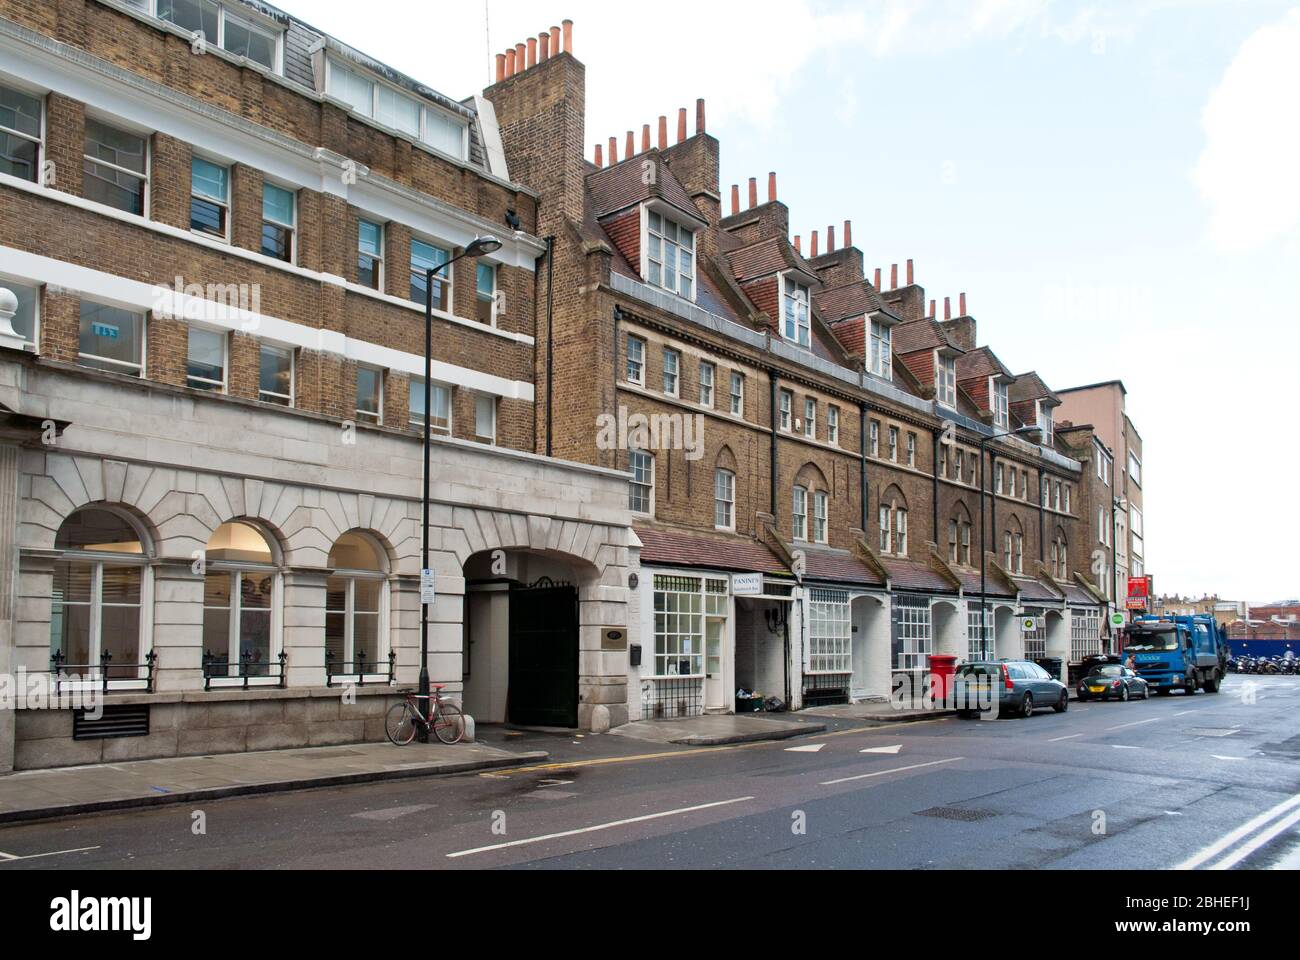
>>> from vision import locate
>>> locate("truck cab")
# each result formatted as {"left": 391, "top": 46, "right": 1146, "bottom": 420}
{"left": 1124, "top": 615, "right": 1227, "bottom": 695}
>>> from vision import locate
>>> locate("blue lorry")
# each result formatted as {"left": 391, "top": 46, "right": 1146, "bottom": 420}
{"left": 1123, "top": 615, "right": 1229, "bottom": 695}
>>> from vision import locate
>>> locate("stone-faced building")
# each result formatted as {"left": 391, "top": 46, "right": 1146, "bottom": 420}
{"left": 0, "top": 2, "right": 633, "bottom": 771}
{"left": 482, "top": 24, "right": 1111, "bottom": 718}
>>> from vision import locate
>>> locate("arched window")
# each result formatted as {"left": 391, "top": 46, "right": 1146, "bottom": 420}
{"left": 50, "top": 507, "right": 152, "bottom": 688}
{"left": 1004, "top": 517, "right": 1025, "bottom": 574}
{"left": 879, "top": 487, "right": 909, "bottom": 557}
{"left": 948, "top": 505, "right": 973, "bottom": 566}
{"left": 202, "top": 521, "right": 281, "bottom": 684}
{"left": 326, "top": 532, "right": 390, "bottom": 680}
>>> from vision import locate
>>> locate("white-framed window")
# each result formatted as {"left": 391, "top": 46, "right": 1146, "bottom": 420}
{"left": 83, "top": 116, "right": 148, "bottom": 216}
{"left": 1037, "top": 401, "right": 1054, "bottom": 446}
{"left": 960, "top": 522, "right": 971, "bottom": 566}
{"left": 1064, "top": 485, "right": 1071, "bottom": 513}
{"left": 258, "top": 343, "right": 293, "bottom": 406}
{"left": 1009, "top": 468, "right": 1017, "bottom": 498}
{"left": 3, "top": 280, "right": 39, "bottom": 348}
{"left": 939, "top": 444, "right": 948, "bottom": 477}
{"left": 1129, "top": 451, "right": 1142, "bottom": 487}
{"left": 907, "top": 432, "right": 916, "bottom": 467}
{"left": 202, "top": 520, "right": 281, "bottom": 685}
{"left": 651, "top": 575, "right": 713, "bottom": 678}
{"left": 1071, "top": 608, "right": 1102, "bottom": 663}
{"left": 1003, "top": 531, "right": 1013, "bottom": 570}
{"left": 955, "top": 449, "right": 964, "bottom": 483}
{"left": 895, "top": 507, "right": 909, "bottom": 556}
{"left": 475, "top": 262, "right": 496, "bottom": 326}
{"left": 1053, "top": 536, "right": 1068, "bottom": 579}
{"left": 355, "top": 366, "right": 383, "bottom": 425}
{"left": 629, "top": 451, "right": 654, "bottom": 516}
{"left": 1054, "top": 481, "right": 1062, "bottom": 512}
{"left": 1013, "top": 533, "right": 1023, "bottom": 574}
{"left": 410, "top": 238, "right": 452, "bottom": 311}
{"left": 325, "top": 532, "right": 389, "bottom": 680}
{"left": 714, "top": 468, "right": 735, "bottom": 530}
{"left": 936, "top": 353, "right": 957, "bottom": 407}
{"left": 967, "top": 605, "right": 994, "bottom": 662}
{"left": 186, "top": 326, "right": 226, "bottom": 392}
{"left": 888, "top": 426, "right": 899, "bottom": 462}
{"left": 1022, "top": 609, "right": 1046, "bottom": 660}
{"left": 1022, "top": 470, "right": 1030, "bottom": 501}
{"left": 994, "top": 462, "right": 1004, "bottom": 495}
{"left": 220, "top": 6, "right": 280, "bottom": 71}
{"left": 626, "top": 335, "right": 645, "bottom": 385}
{"left": 663, "top": 348, "right": 680, "bottom": 397}
{"left": 729, "top": 371, "right": 744, "bottom": 416}
{"left": 870, "top": 420, "right": 879, "bottom": 457}
{"left": 783, "top": 275, "right": 811, "bottom": 348}
{"left": 813, "top": 491, "right": 829, "bottom": 544}
{"left": 146, "top": 1, "right": 282, "bottom": 73}
{"left": 779, "top": 389, "right": 793, "bottom": 431}
{"left": 79, "top": 301, "right": 145, "bottom": 377}
{"left": 894, "top": 596, "right": 932, "bottom": 673}
{"left": 804, "top": 398, "right": 817, "bottom": 440}
{"left": 408, "top": 377, "right": 451, "bottom": 434}
{"left": 0, "top": 81, "right": 43, "bottom": 183}
{"left": 1098, "top": 506, "right": 1110, "bottom": 547}
{"left": 992, "top": 378, "right": 1009, "bottom": 429}
{"left": 190, "top": 155, "right": 230, "bottom": 240}
{"left": 357, "top": 219, "right": 384, "bottom": 290}
{"left": 827, "top": 405, "right": 840, "bottom": 445}
{"left": 1042, "top": 476, "right": 1051, "bottom": 508}
{"left": 474, "top": 394, "right": 496, "bottom": 443}
{"left": 809, "top": 589, "right": 851, "bottom": 674}
{"left": 949, "top": 520, "right": 960, "bottom": 564}
{"left": 879, "top": 504, "right": 891, "bottom": 553}
{"left": 870, "top": 320, "right": 892, "bottom": 379}
{"left": 646, "top": 210, "right": 695, "bottom": 300}
{"left": 1130, "top": 506, "right": 1144, "bottom": 561}
{"left": 50, "top": 508, "right": 152, "bottom": 689}
{"left": 699, "top": 362, "right": 715, "bottom": 408}
{"left": 792, "top": 486, "right": 808, "bottom": 541}
{"left": 261, "top": 182, "right": 295, "bottom": 263}
{"left": 325, "top": 59, "right": 469, "bottom": 159}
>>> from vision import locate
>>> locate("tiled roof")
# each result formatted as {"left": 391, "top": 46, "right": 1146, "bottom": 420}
{"left": 726, "top": 237, "right": 817, "bottom": 284}
{"left": 892, "top": 318, "right": 965, "bottom": 356}
{"left": 882, "top": 557, "right": 958, "bottom": 593}
{"left": 1014, "top": 578, "right": 1065, "bottom": 603}
{"left": 1010, "top": 371, "right": 1060, "bottom": 405}
{"left": 953, "top": 567, "right": 1017, "bottom": 598}
{"left": 587, "top": 153, "right": 697, "bottom": 221}
{"left": 800, "top": 547, "right": 886, "bottom": 587}
{"left": 829, "top": 318, "right": 865, "bottom": 357}
{"left": 814, "top": 281, "right": 886, "bottom": 324}
{"left": 1060, "top": 582, "right": 1100, "bottom": 605}
{"left": 956, "top": 346, "right": 1015, "bottom": 382}
{"left": 635, "top": 527, "right": 791, "bottom": 577}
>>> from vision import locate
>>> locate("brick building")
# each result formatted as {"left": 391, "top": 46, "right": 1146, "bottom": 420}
{"left": 0, "top": 2, "right": 634, "bottom": 771}
{"left": 482, "top": 26, "right": 1113, "bottom": 717}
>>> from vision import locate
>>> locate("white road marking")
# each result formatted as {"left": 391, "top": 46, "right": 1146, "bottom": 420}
{"left": 445, "top": 796, "right": 755, "bottom": 859}
{"left": 1106, "top": 717, "right": 1162, "bottom": 732}
{"left": 1174, "top": 792, "right": 1300, "bottom": 871}
{"left": 1112, "top": 745, "right": 1140, "bottom": 750}
{"left": 1211, "top": 756, "right": 1249, "bottom": 762}
{"left": 538, "top": 779, "right": 575, "bottom": 787}
{"left": 785, "top": 744, "right": 826, "bottom": 753}
{"left": 820, "top": 757, "right": 963, "bottom": 786}
{"left": 1210, "top": 807, "right": 1300, "bottom": 871}
{"left": 1048, "top": 734, "right": 1083, "bottom": 743}
{"left": 0, "top": 845, "right": 100, "bottom": 863}
{"left": 1174, "top": 711, "right": 1197, "bottom": 717}
{"left": 860, "top": 745, "right": 903, "bottom": 755}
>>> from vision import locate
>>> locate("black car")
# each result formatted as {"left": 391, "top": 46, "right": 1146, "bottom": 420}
{"left": 1077, "top": 664, "right": 1149, "bottom": 702}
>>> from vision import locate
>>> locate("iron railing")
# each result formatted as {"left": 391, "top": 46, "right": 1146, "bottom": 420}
{"left": 202, "top": 650, "right": 288, "bottom": 691}
{"left": 324, "top": 649, "right": 397, "bottom": 688}
{"left": 47, "top": 649, "right": 158, "bottom": 695}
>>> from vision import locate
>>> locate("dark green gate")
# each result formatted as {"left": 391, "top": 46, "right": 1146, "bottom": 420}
{"left": 508, "top": 578, "right": 579, "bottom": 728}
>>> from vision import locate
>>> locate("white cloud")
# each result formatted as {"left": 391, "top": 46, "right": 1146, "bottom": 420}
{"left": 1193, "top": 8, "right": 1300, "bottom": 253}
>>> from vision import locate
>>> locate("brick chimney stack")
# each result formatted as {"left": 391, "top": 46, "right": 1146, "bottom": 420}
{"left": 642, "top": 124, "right": 651, "bottom": 153}
{"left": 539, "top": 31, "right": 550, "bottom": 61}
{"left": 960, "top": 292, "right": 968, "bottom": 316}
{"left": 874, "top": 268, "right": 882, "bottom": 289}
{"left": 562, "top": 19, "right": 573, "bottom": 54}
{"left": 811, "top": 231, "right": 820, "bottom": 258}
{"left": 608, "top": 136, "right": 617, "bottom": 164}
{"left": 527, "top": 37, "right": 537, "bottom": 68}
{"left": 626, "top": 130, "right": 635, "bottom": 158}
{"left": 677, "top": 108, "right": 687, "bottom": 143}
{"left": 593, "top": 143, "right": 602, "bottom": 168}
{"left": 748, "top": 177, "right": 758, "bottom": 209}
{"left": 826, "top": 225, "right": 835, "bottom": 253}
{"left": 944, "top": 297, "right": 952, "bottom": 320}
{"left": 793, "top": 235, "right": 801, "bottom": 254}
{"left": 768, "top": 172, "right": 777, "bottom": 203}
{"left": 907, "top": 259, "right": 914, "bottom": 286}
{"left": 730, "top": 184, "right": 740, "bottom": 216}
{"left": 658, "top": 115, "right": 668, "bottom": 150}
{"left": 843, "top": 220, "right": 852, "bottom": 249}
{"left": 890, "top": 264, "right": 899, "bottom": 289}
{"left": 696, "top": 99, "right": 706, "bottom": 135}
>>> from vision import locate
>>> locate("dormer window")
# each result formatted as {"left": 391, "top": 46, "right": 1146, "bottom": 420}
{"left": 136, "top": 1, "right": 282, "bottom": 73}
{"left": 869, "top": 319, "right": 892, "bottom": 380}
{"left": 1036, "top": 401, "right": 1054, "bottom": 446}
{"left": 936, "top": 353, "right": 957, "bottom": 408}
{"left": 326, "top": 59, "right": 469, "bottom": 161}
{"left": 646, "top": 210, "right": 695, "bottom": 300}
{"left": 992, "top": 379, "right": 1009, "bottom": 429}
{"left": 783, "top": 275, "right": 811, "bottom": 348}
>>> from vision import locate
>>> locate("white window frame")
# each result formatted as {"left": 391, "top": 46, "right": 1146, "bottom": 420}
{"left": 355, "top": 365, "right": 383, "bottom": 425}
{"left": 629, "top": 451, "right": 655, "bottom": 516}
{"left": 1129, "top": 451, "right": 1142, "bottom": 487}
{"left": 895, "top": 508, "right": 909, "bottom": 556}
{"left": 644, "top": 207, "right": 696, "bottom": 300}
{"left": 714, "top": 468, "right": 735, "bottom": 531}
{"left": 475, "top": 261, "right": 497, "bottom": 327}
{"left": 991, "top": 378, "right": 1009, "bottom": 429}
{"left": 410, "top": 236, "right": 453, "bottom": 312}
{"left": 82, "top": 113, "right": 150, "bottom": 217}
{"left": 1, "top": 278, "right": 40, "bottom": 349}
{"left": 804, "top": 398, "right": 817, "bottom": 440}
{"left": 782, "top": 274, "right": 811, "bottom": 348}
{"left": 663, "top": 347, "right": 680, "bottom": 398}
{"left": 779, "top": 389, "right": 793, "bottom": 432}
{"left": 792, "top": 485, "right": 808, "bottom": 541}
{"left": 729, "top": 371, "right": 744, "bottom": 416}
{"left": 895, "top": 597, "right": 932, "bottom": 673}
{"left": 935, "top": 352, "right": 957, "bottom": 408}
{"left": 808, "top": 589, "right": 852, "bottom": 675}
{"left": 870, "top": 420, "right": 879, "bottom": 457}
{"left": 189, "top": 153, "right": 231, "bottom": 242}
{"left": 879, "top": 504, "right": 891, "bottom": 554}
{"left": 357, "top": 218, "right": 385, "bottom": 291}
{"left": 1037, "top": 401, "right": 1055, "bottom": 446}
{"left": 0, "top": 79, "right": 44, "bottom": 185}
{"left": 888, "top": 426, "right": 899, "bottom": 463}
{"left": 827, "top": 405, "right": 840, "bottom": 446}
{"left": 626, "top": 335, "right": 645, "bottom": 386}
{"left": 907, "top": 432, "right": 916, "bottom": 467}
{"left": 325, "top": 568, "right": 389, "bottom": 683}
{"left": 474, "top": 393, "right": 497, "bottom": 443}
{"left": 258, "top": 343, "right": 294, "bottom": 406}
{"left": 699, "top": 362, "right": 715, "bottom": 408}
{"left": 185, "top": 325, "right": 227, "bottom": 393}
{"left": 261, "top": 180, "right": 296, "bottom": 264}
{"left": 994, "top": 462, "right": 1004, "bottom": 495}
{"left": 812, "top": 491, "right": 829, "bottom": 544}
{"left": 78, "top": 301, "right": 146, "bottom": 377}
{"left": 408, "top": 377, "right": 451, "bottom": 434}
{"left": 324, "top": 58, "right": 470, "bottom": 160}
{"left": 869, "top": 319, "right": 892, "bottom": 380}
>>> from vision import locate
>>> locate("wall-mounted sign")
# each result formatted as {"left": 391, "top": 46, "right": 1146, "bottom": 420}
{"left": 732, "top": 572, "right": 762, "bottom": 596}
{"left": 420, "top": 570, "right": 437, "bottom": 606}
{"left": 602, "top": 628, "right": 628, "bottom": 652}
{"left": 91, "top": 323, "right": 119, "bottom": 339}
{"left": 1111, "top": 612, "right": 1126, "bottom": 628}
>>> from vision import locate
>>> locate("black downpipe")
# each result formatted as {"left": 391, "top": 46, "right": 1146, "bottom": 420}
{"left": 988, "top": 452, "right": 997, "bottom": 568}
{"left": 769, "top": 372, "right": 779, "bottom": 516}
{"left": 931, "top": 430, "right": 941, "bottom": 543}
{"left": 859, "top": 403, "right": 869, "bottom": 532}
{"left": 544, "top": 235, "right": 556, "bottom": 458}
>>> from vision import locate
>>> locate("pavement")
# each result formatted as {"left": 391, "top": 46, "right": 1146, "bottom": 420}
{"left": 799, "top": 700, "right": 954, "bottom": 723}
{"left": 0, "top": 741, "right": 548, "bottom": 826}
{"left": 609, "top": 714, "right": 827, "bottom": 746}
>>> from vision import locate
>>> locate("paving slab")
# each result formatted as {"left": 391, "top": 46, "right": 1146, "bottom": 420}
{"left": 0, "top": 741, "right": 547, "bottom": 825}
{"left": 609, "top": 714, "right": 827, "bottom": 747}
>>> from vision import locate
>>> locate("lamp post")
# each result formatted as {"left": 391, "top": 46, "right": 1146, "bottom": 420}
{"left": 978, "top": 425, "right": 1042, "bottom": 660}
{"left": 418, "top": 236, "right": 501, "bottom": 741}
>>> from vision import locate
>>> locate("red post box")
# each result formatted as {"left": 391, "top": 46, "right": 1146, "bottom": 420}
{"left": 929, "top": 654, "right": 960, "bottom": 705}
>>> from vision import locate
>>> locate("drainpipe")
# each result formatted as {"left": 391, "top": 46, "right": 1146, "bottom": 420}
{"left": 613, "top": 307, "right": 624, "bottom": 471}
{"left": 543, "top": 236, "right": 556, "bottom": 458}
{"left": 858, "top": 403, "right": 869, "bottom": 532}
{"left": 931, "top": 429, "right": 941, "bottom": 543}
{"left": 769, "top": 371, "right": 779, "bottom": 517}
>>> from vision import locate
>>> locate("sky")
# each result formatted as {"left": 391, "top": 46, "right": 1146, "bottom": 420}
{"left": 273, "top": 0, "right": 1300, "bottom": 603}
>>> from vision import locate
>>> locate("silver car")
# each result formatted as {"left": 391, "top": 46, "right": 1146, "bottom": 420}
{"left": 954, "top": 660, "right": 1070, "bottom": 719}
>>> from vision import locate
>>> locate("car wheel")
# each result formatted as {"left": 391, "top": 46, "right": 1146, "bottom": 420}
{"left": 1121, "top": 685, "right": 1130, "bottom": 702}
{"left": 1021, "top": 693, "right": 1034, "bottom": 718}
{"left": 1140, "top": 685, "right": 1150, "bottom": 700}
{"left": 1054, "top": 692, "right": 1068, "bottom": 714}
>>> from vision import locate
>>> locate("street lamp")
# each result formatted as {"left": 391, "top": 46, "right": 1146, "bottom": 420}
{"left": 418, "top": 236, "right": 502, "bottom": 741}
{"left": 978, "top": 424, "right": 1042, "bottom": 660}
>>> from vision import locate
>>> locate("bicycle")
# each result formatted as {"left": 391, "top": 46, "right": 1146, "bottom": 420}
{"left": 384, "top": 687, "right": 464, "bottom": 745}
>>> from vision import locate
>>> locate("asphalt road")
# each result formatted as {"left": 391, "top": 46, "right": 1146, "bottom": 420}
{"left": 1, "top": 674, "right": 1298, "bottom": 871}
